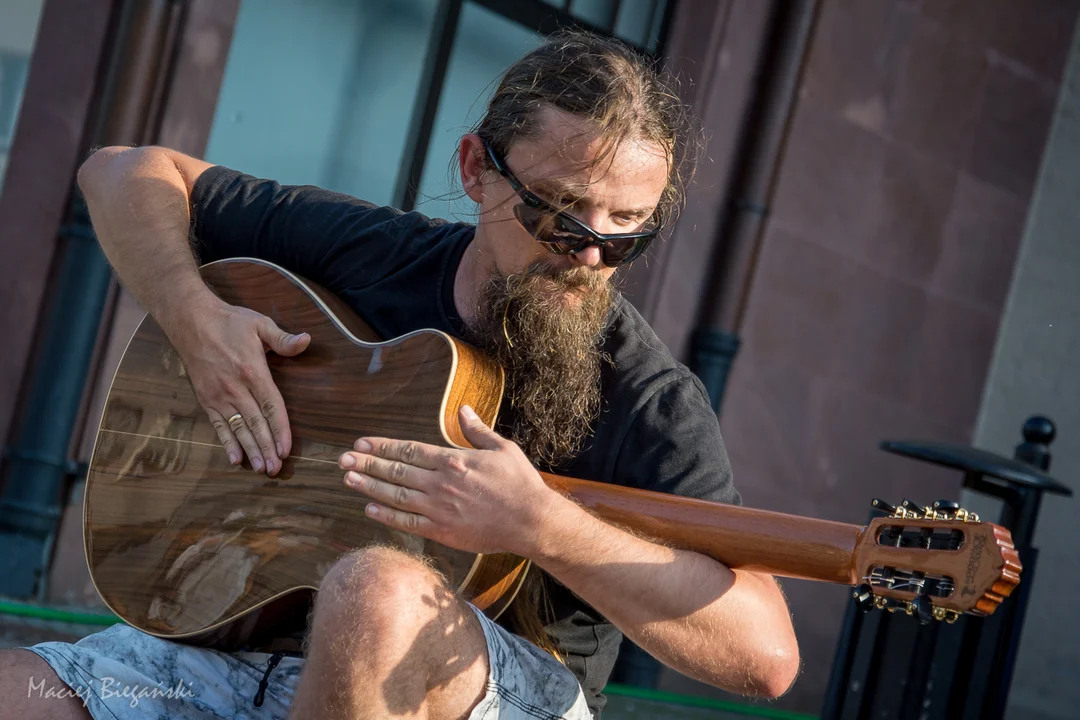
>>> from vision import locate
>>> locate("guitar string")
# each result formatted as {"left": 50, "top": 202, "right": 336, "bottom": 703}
{"left": 99, "top": 429, "right": 341, "bottom": 465}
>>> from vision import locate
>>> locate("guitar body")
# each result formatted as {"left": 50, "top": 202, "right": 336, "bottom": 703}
{"left": 84, "top": 258, "right": 526, "bottom": 648}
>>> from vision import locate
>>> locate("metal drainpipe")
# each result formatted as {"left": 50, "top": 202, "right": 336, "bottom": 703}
{"left": 0, "top": 0, "right": 185, "bottom": 598}
{"left": 688, "top": 0, "right": 820, "bottom": 414}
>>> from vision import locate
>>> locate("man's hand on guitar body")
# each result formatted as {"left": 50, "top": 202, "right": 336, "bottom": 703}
{"left": 172, "top": 298, "right": 310, "bottom": 476}
{"left": 77, "top": 146, "right": 312, "bottom": 477}
{"left": 338, "top": 405, "right": 558, "bottom": 555}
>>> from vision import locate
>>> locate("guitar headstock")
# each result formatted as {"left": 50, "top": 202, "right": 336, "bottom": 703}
{"left": 852, "top": 499, "right": 1022, "bottom": 623}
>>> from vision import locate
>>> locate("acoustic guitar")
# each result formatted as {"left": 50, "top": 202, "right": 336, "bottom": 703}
{"left": 84, "top": 258, "right": 1021, "bottom": 649}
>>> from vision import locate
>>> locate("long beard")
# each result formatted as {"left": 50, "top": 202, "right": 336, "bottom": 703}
{"left": 465, "top": 261, "right": 615, "bottom": 468}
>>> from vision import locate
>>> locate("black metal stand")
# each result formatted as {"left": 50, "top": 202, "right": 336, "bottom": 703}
{"left": 822, "top": 417, "right": 1071, "bottom": 720}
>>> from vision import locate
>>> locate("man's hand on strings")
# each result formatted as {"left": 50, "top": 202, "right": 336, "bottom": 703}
{"left": 338, "top": 405, "right": 558, "bottom": 556}
{"left": 176, "top": 301, "right": 309, "bottom": 476}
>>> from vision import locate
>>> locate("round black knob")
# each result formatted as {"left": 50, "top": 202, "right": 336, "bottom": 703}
{"left": 910, "top": 595, "right": 934, "bottom": 625}
{"left": 1023, "top": 416, "right": 1055, "bottom": 445}
{"left": 853, "top": 584, "right": 875, "bottom": 612}
{"left": 933, "top": 499, "right": 960, "bottom": 512}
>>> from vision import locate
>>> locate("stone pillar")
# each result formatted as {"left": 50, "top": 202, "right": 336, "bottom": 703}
{"left": 968, "top": 20, "right": 1080, "bottom": 720}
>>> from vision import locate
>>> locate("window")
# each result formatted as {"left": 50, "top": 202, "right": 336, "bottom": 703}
{"left": 204, "top": 0, "right": 671, "bottom": 214}
{"left": 0, "top": 0, "right": 45, "bottom": 194}
{"left": 0, "top": 54, "right": 30, "bottom": 165}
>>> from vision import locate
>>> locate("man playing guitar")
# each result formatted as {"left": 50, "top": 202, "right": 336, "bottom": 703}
{"left": 0, "top": 31, "right": 799, "bottom": 720}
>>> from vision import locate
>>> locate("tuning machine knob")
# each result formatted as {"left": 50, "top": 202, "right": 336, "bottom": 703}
{"left": 870, "top": 498, "right": 897, "bottom": 515}
{"left": 869, "top": 497, "right": 982, "bottom": 522}
{"left": 927, "top": 498, "right": 980, "bottom": 522}
{"left": 853, "top": 584, "right": 875, "bottom": 612}
{"left": 871, "top": 498, "right": 934, "bottom": 518}
{"left": 924, "top": 499, "right": 970, "bottom": 521}
{"left": 907, "top": 595, "right": 934, "bottom": 625}
{"left": 933, "top": 499, "right": 960, "bottom": 513}
{"left": 900, "top": 499, "right": 930, "bottom": 518}
{"left": 931, "top": 606, "right": 961, "bottom": 623}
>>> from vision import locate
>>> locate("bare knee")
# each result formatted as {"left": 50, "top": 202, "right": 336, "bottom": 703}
{"left": 298, "top": 547, "right": 489, "bottom": 717}
{"left": 314, "top": 546, "right": 455, "bottom": 642}
{"left": 322, "top": 545, "right": 443, "bottom": 593}
{"left": 0, "top": 649, "right": 91, "bottom": 719}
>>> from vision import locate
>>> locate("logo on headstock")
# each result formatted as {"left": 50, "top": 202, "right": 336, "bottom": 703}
{"left": 960, "top": 534, "right": 987, "bottom": 597}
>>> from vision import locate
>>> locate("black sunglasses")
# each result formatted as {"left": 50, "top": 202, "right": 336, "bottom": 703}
{"left": 481, "top": 138, "right": 660, "bottom": 267}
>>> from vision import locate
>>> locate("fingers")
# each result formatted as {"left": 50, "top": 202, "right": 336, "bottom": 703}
{"left": 223, "top": 406, "right": 267, "bottom": 473}
{"left": 457, "top": 405, "right": 504, "bottom": 451}
{"left": 209, "top": 395, "right": 278, "bottom": 474}
{"left": 237, "top": 334, "right": 291, "bottom": 463}
{"left": 253, "top": 318, "right": 306, "bottom": 458}
{"left": 258, "top": 315, "right": 310, "bottom": 358}
{"left": 344, "top": 471, "right": 425, "bottom": 513}
{"left": 351, "top": 437, "right": 446, "bottom": 470}
{"left": 339, "top": 450, "right": 433, "bottom": 491}
{"left": 207, "top": 408, "right": 243, "bottom": 465}
{"left": 363, "top": 502, "right": 431, "bottom": 536}
{"left": 230, "top": 394, "right": 282, "bottom": 474}
{"left": 192, "top": 307, "right": 304, "bottom": 475}
{"left": 341, "top": 449, "right": 435, "bottom": 538}
{"left": 252, "top": 377, "right": 292, "bottom": 459}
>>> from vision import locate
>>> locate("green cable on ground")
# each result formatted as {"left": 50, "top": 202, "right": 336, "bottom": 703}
{"left": 0, "top": 600, "right": 121, "bottom": 627}
{"left": 604, "top": 684, "right": 818, "bottom": 720}
{"left": 0, "top": 602, "right": 818, "bottom": 719}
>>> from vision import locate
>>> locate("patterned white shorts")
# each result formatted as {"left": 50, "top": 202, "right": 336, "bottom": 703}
{"left": 26, "top": 606, "right": 592, "bottom": 719}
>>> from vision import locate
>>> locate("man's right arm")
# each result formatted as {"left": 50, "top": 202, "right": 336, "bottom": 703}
{"left": 78, "top": 145, "right": 310, "bottom": 475}
{"left": 78, "top": 145, "right": 216, "bottom": 336}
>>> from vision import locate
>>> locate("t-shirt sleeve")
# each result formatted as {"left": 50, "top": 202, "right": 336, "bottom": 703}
{"left": 189, "top": 165, "right": 435, "bottom": 293}
{"left": 613, "top": 372, "right": 741, "bottom": 506}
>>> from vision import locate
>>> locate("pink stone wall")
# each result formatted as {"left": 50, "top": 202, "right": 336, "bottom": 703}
{"left": 654, "top": 0, "right": 1079, "bottom": 711}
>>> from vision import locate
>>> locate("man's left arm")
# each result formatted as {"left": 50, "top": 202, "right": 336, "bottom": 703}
{"left": 526, "top": 489, "right": 800, "bottom": 698}
{"left": 543, "top": 372, "right": 799, "bottom": 696}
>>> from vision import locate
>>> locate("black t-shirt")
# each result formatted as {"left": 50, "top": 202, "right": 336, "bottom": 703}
{"left": 190, "top": 166, "right": 741, "bottom": 717}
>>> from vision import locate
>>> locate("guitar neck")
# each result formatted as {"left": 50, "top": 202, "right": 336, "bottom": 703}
{"left": 540, "top": 473, "right": 865, "bottom": 585}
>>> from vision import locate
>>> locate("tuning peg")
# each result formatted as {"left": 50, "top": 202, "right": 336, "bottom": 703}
{"left": 852, "top": 584, "right": 875, "bottom": 613}
{"left": 940, "top": 609, "right": 961, "bottom": 624}
{"left": 870, "top": 498, "right": 897, "bottom": 515}
{"left": 930, "top": 499, "right": 961, "bottom": 520}
{"left": 933, "top": 499, "right": 960, "bottom": 513}
{"left": 908, "top": 595, "right": 934, "bottom": 625}
{"left": 901, "top": 499, "right": 929, "bottom": 518}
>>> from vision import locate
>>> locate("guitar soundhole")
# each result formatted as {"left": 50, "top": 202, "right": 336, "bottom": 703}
{"left": 876, "top": 525, "right": 964, "bottom": 551}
